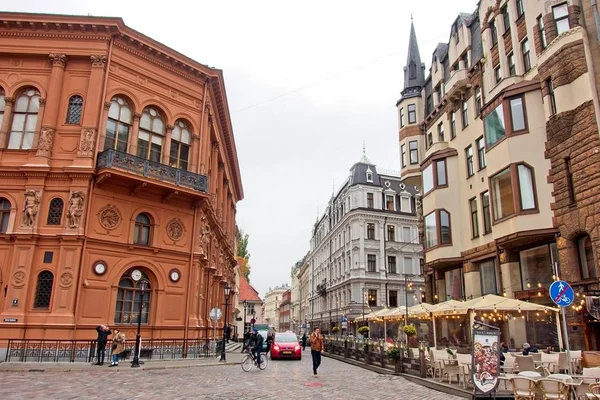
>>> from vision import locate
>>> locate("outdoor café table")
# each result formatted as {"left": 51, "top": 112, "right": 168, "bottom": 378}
{"left": 535, "top": 360, "right": 559, "bottom": 374}
{"left": 498, "top": 374, "right": 583, "bottom": 399}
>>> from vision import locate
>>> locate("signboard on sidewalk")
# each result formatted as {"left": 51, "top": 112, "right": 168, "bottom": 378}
{"left": 471, "top": 322, "right": 500, "bottom": 395}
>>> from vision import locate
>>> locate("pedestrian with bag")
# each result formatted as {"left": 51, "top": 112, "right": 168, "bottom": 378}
{"left": 310, "top": 328, "right": 324, "bottom": 376}
{"left": 94, "top": 324, "right": 112, "bottom": 365}
{"left": 109, "top": 329, "right": 126, "bottom": 367}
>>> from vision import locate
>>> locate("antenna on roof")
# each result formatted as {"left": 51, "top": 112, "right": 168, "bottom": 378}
{"left": 411, "top": 13, "right": 413, "bottom": 22}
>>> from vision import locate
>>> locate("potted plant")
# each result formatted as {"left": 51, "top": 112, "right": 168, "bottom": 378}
{"left": 332, "top": 326, "right": 340, "bottom": 335}
{"left": 357, "top": 326, "right": 370, "bottom": 337}
{"left": 387, "top": 346, "right": 401, "bottom": 373}
{"left": 403, "top": 325, "right": 417, "bottom": 337}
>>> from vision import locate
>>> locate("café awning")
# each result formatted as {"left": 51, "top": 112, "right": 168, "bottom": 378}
{"left": 462, "top": 294, "right": 558, "bottom": 312}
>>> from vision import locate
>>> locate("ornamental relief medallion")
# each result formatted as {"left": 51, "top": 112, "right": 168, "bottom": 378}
{"left": 98, "top": 204, "right": 122, "bottom": 230}
{"left": 13, "top": 271, "right": 26, "bottom": 287}
{"left": 166, "top": 218, "right": 185, "bottom": 241}
{"left": 60, "top": 272, "right": 73, "bottom": 287}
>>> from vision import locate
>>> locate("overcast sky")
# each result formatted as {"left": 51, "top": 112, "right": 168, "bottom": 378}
{"left": 11, "top": 0, "right": 478, "bottom": 297}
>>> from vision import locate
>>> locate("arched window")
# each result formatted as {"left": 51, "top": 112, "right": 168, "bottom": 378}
{"left": 34, "top": 271, "right": 54, "bottom": 309}
{"left": 115, "top": 270, "right": 152, "bottom": 324}
{"left": 169, "top": 119, "right": 191, "bottom": 170}
{"left": 8, "top": 88, "right": 40, "bottom": 150}
{"left": 0, "top": 197, "right": 11, "bottom": 233}
{"left": 579, "top": 235, "right": 597, "bottom": 279}
{"left": 105, "top": 96, "right": 132, "bottom": 153}
{"left": 66, "top": 95, "right": 83, "bottom": 124}
{"left": 46, "top": 197, "right": 64, "bottom": 225}
{"left": 0, "top": 87, "right": 5, "bottom": 128}
{"left": 134, "top": 213, "right": 152, "bottom": 245}
{"left": 137, "top": 107, "right": 164, "bottom": 162}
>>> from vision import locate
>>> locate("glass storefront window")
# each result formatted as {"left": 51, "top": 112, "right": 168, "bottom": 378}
{"left": 445, "top": 268, "right": 464, "bottom": 300}
{"left": 520, "top": 243, "right": 557, "bottom": 289}
{"left": 479, "top": 259, "right": 497, "bottom": 295}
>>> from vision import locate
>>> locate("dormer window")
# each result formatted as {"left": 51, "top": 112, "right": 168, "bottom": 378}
{"left": 366, "top": 168, "right": 373, "bottom": 183}
{"left": 409, "top": 61, "right": 417, "bottom": 79}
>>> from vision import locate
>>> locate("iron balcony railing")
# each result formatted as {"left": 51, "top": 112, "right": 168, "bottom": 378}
{"left": 97, "top": 149, "right": 209, "bottom": 193}
{"left": 4, "top": 338, "right": 223, "bottom": 363}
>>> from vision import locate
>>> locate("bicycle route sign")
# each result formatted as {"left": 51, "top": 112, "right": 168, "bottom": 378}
{"left": 549, "top": 280, "right": 574, "bottom": 307}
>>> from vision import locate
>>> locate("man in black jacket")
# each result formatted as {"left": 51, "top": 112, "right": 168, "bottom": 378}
{"left": 251, "top": 328, "right": 264, "bottom": 366}
{"left": 94, "top": 325, "right": 112, "bottom": 365}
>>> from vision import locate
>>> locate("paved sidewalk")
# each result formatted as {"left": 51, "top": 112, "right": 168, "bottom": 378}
{"left": 0, "top": 351, "right": 244, "bottom": 373}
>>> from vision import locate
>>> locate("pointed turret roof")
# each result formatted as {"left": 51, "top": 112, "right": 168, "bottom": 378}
{"left": 402, "top": 20, "right": 425, "bottom": 98}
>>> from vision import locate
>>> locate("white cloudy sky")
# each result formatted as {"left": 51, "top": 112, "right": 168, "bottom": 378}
{"left": 11, "top": 0, "right": 478, "bottom": 297}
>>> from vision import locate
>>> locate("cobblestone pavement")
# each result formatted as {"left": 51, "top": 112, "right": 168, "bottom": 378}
{"left": 0, "top": 352, "right": 463, "bottom": 400}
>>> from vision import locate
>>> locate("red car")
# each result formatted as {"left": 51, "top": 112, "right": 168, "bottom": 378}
{"left": 270, "top": 331, "right": 302, "bottom": 360}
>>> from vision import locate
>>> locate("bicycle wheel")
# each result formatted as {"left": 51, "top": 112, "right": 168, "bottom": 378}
{"left": 258, "top": 356, "right": 269, "bottom": 370}
{"left": 241, "top": 354, "right": 254, "bottom": 372}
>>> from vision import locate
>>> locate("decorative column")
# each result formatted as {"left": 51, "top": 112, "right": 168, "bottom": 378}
{"left": 190, "top": 133, "right": 200, "bottom": 173}
{"left": 199, "top": 101, "right": 213, "bottom": 174}
{"left": 162, "top": 124, "right": 174, "bottom": 165}
{"left": 36, "top": 53, "right": 67, "bottom": 158}
{"left": 0, "top": 97, "right": 14, "bottom": 149}
{"left": 77, "top": 55, "right": 107, "bottom": 159}
{"left": 129, "top": 113, "right": 141, "bottom": 155}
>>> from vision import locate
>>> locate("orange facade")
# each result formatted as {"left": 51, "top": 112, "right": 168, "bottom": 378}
{"left": 0, "top": 13, "right": 243, "bottom": 342}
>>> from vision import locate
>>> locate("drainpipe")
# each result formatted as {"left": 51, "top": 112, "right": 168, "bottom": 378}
{"left": 593, "top": 0, "right": 600, "bottom": 44}
{"left": 72, "top": 33, "right": 115, "bottom": 340}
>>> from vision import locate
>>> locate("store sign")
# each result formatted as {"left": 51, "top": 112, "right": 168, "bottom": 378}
{"left": 3, "top": 318, "right": 18, "bottom": 323}
{"left": 471, "top": 325, "right": 500, "bottom": 394}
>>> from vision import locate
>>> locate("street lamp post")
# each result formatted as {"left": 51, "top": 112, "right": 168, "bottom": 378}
{"left": 131, "top": 279, "right": 149, "bottom": 368}
{"left": 242, "top": 300, "right": 248, "bottom": 334}
{"left": 219, "top": 285, "right": 232, "bottom": 362}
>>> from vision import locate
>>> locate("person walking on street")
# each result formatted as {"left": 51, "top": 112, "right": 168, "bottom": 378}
{"left": 310, "top": 328, "right": 324, "bottom": 375}
{"left": 301, "top": 332, "right": 308, "bottom": 351}
{"left": 266, "top": 332, "right": 274, "bottom": 354}
{"left": 94, "top": 324, "right": 112, "bottom": 365}
{"left": 110, "top": 329, "right": 126, "bottom": 367}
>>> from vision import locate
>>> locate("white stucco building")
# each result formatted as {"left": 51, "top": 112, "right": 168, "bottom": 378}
{"left": 306, "top": 152, "right": 424, "bottom": 333}
{"left": 263, "top": 284, "right": 289, "bottom": 330}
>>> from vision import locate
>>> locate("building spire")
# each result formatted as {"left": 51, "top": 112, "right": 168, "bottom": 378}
{"left": 402, "top": 17, "right": 425, "bottom": 97}
{"left": 360, "top": 141, "right": 371, "bottom": 164}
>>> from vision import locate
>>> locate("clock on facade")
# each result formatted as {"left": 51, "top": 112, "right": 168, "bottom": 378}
{"left": 169, "top": 269, "right": 180, "bottom": 283}
{"left": 93, "top": 261, "right": 107, "bottom": 276}
{"left": 131, "top": 269, "right": 142, "bottom": 282}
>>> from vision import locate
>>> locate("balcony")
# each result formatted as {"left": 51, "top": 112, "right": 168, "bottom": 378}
{"left": 445, "top": 68, "right": 469, "bottom": 100}
{"left": 96, "top": 149, "right": 209, "bottom": 193}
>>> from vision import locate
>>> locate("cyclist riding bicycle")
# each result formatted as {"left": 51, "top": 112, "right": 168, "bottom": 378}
{"left": 251, "top": 328, "right": 264, "bottom": 366}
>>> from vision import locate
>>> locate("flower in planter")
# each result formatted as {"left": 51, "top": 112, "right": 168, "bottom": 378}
{"left": 332, "top": 326, "right": 340, "bottom": 334}
{"left": 387, "top": 346, "right": 401, "bottom": 361}
{"left": 357, "top": 326, "right": 370, "bottom": 335}
{"left": 403, "top": 325, "right": 417, "bottom": 337}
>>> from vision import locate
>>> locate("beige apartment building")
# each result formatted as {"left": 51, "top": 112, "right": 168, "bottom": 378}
{"left": 398, "top": 0, "right": 600, "bottom": 350}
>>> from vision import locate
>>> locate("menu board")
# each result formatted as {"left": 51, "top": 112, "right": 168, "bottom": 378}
{"left": 471, "top": 329, "right": 500, "bottom": 394}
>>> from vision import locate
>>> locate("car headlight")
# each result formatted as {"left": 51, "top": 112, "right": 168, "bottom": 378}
{"left": 295, "top": 345, "right": 301, "bottom": 351}
{"left": 273, "top": 345, "right": 280, "bottom": 351}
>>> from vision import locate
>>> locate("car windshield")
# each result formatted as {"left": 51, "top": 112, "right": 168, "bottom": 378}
{"left": 275, "top": 333, "right": 297, "bottom": 343}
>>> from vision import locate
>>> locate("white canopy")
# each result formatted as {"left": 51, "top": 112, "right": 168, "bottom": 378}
{"left": 462, "top": 294, "right": 558, "bottom": 312}
{"left": 432, "top": 299, "right": 470, "bottom": 315}
{"left": 407, "top": 303, "right": 438, "bottom": 317}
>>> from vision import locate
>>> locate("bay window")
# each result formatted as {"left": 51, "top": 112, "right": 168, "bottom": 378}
{"left": 491, "top": 168, "right": 515, "bottom": 220}
{"left": 490, "top": 163, "right": 537, "bottom": 221}
{"left": 423, "top": 159, "right": 447, "bottom": 194}
{"left": 484, "top": 103, "right": 505, "bottom": 147}
{"left": 425, "top": 209, "right": 452, "bottom": 249}
{"left": 510, "top": 97, "right": 526, "bottom": 132}
{"left": 484, "top": 95, "right": 528, "bottom": 148}
{"left": 553, "top": 3, "right": 570, "bottom": 35}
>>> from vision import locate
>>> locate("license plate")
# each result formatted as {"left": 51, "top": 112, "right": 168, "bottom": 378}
{"left": 282, "top": 351, "right": 292, "bottom": 355}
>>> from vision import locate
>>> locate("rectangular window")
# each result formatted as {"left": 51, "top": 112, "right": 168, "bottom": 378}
{"left": 494, "top": 65, "right": 502, "bottom": 83}
{"left": 409, "top": 141, "right": 418, "bottom": 164}
{"left": 386, "top": 195, "right": 395, "bottom": 211}
{"left": 425, "top": 212, "right": 437, "bottom": 248}
{"left": 475, "top": 87, "right": 482, "bottom": 117}
{"left": 518, "top": 164, "right": 536, "bottom": 210}
{"left": 368, "top": 289, "right": 377, "bottom": 306}
{"left": 462, "top": 101, "right": 468, "bottom": 129}
{"left": 479, "top": 259, "right": 497, "bottom": 295}
{"left": 520, "top": 244, "right": 557, "bottom": 289}
{"left": 367, "top": 255, "right": 377, "bottom": 272}
{"left": 538, "top": 16, "right": 547, "bottom": 49}
{"left": 367, "top": 223, "right": 375, "bottom": 239}
{"left": 402, "top": 226, "right": 411, "bottom": 243}
{"left": 388, "top": 290, "right": 398, "bottom": 307}
{"left": 408, "top": 104, "right": 417, "bottom": 124}
{"left": 401, "top": 197, "right": 410, "bottom": 212}
{"left": 387, "top": 225, "right": 395, "bottom": 241}
{"left": 451, "top": 112, "right": 456, "bottom": 139}
{"left": 445, "top": 268, "right": 464, "bottom": 300}
{"left": 423, "top": 159, "right": 447, "bottom": 193}
{"left": 516, "top": 0, "right": 524, "bottom": 18}
{"left": 490, "top": 20, "right": 498, "bottom": 46}
{"left": 436, "top": 159, "right": 447, "bottom": 186}
{"left": 484, "top": 103, "right": 506, "bottom": 147}
{"left": 388, "top": 256, "right": 397, "bottom": 274}
{"left": 566, "top": 157, "right": 576, "bottom": 204}
{"left": 508, "top": 53, "right": 516, "bottom": 76}
{"left": 400, "top": 108, "right": 405, "bottom": 128}
{"left": 482, "top": 191, "right": 492, "bottom": 234}
{"left": 477, "top": 136, "right": 487, "bottom": 170}
{"left": 462, "top": 53, "right": 469, "bottom": 69}
{"left": 522, "top": 39, "right": 531, "bottom": 72}
{"left": 427, "top": 131, "right": 433, "bottom": 148}
{"left": 470, "top": 198, "right": 479, "bottom": 238}
{"left": 426, "top": 95, "right": 433, "bottom": 116}
{"left": 553, "top": 3, "right": 570, "bottom": 35}
{"left": 438, "top": 122, "right": 444, "bottom": 142}
{"left": 404, "top": 257, "right": 413, "bottom": 275}
{"left": 547, "top": 79, "right": 556, "bottom": 115}
{"left": 440, "top": 210, "right": 451, "bottom": 244}
{"left": 491, "top": 167, "right": 515, "bottom": 220}
{"left": 423, "top": 164, "right": 434, "bottom": 193}
{"left": 510, "top": 97, "right": 526, "bottom": 132}
{"left": 466, "top": 145, "right": 474, "bottom": 177}
{"left": 367, "top": 193, "right": 374, "bottom": 209}
{"left": 502, "top": 5, "right": 510, "bottom": 32}
{"left": 401, "top": 144, "right": 407, "bottom": 168}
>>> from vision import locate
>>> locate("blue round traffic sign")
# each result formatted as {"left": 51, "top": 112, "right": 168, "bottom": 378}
{"left": 549, "top": 280, "right": 574, "bottom": 307}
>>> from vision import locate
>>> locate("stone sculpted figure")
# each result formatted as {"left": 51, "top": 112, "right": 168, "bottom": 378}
{"left": 67, "top": 191, "right": 85, "bottom": 228}
{"left": 22, "top": 190, "right": 40, "bottom": 227}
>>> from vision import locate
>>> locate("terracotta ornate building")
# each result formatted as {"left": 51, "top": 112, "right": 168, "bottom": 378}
{"left": 399, "top": 0, "right": 600, "bottom": 350}
{"left": 0, "top": 12, "right": 243, "bottom": 343}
